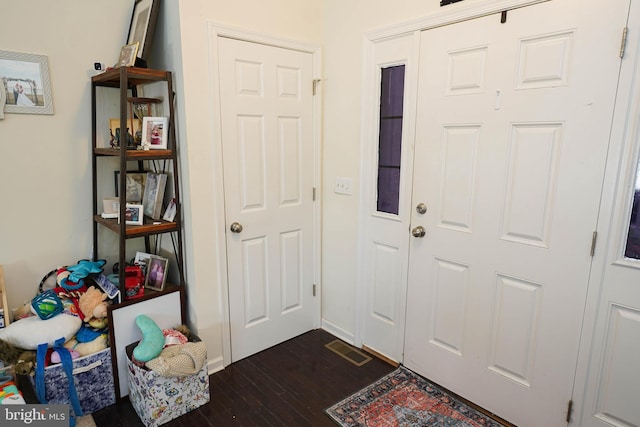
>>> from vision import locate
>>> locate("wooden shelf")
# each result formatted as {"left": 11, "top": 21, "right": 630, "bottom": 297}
{"left": 94, "top": 215, "right": 178, "bottom": 238}
{"left": 92, "top": 67, "right": 170, "bottom": 88}
{"left": 94, "top": 147, "right": 173, "bottom": 160}
{"left": 109, "top": 283, "right": 181, "bottom": 310}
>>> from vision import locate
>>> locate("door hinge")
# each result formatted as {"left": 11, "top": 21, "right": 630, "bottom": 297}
{"left": 566, "top": 399, "right": 573, "bottom": 423}
{"left": 312, "top": 79, "right": 321, "bottom": 96}
{"left": 590, "top": 231, "right": 598, "bottom": 257}
{"left": 313, "top": 284, "right": 317, "bottom": 297}
{"left": 313, "top": 187, "right": 317, "bottom": 201}
{"left": 620, "top": 27, "right": 628, "bottom": 59}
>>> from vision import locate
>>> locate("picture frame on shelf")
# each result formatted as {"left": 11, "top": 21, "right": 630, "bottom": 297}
{"left": 114, "top": 171, "right": 147, "bottom": 203}
{"left": 0, "top": 49, "right": 54, "bottom": 115}
{"left": 127, "top": 0, "right": 160, "bottom": 62}
{"left": 162, "top": 198, "right": 177, "bottom": 222}
{"left": 144, "top": 255, "right": 168, "bottom": 292}
{"left": 109, "top": 117, "right": 142, "bottom": 148}
{"left": 116, "top": 43, "right": 139, "bottom": 68}
{"left": 142, "top": 116, "right": 168, "bottom": 149}
{"left": 121, "top": 203, "right": 144, "bottom": 226}
{"left": 133, "top": 251, "right": 153, "bottom": 278}
{"left": 142, "top": 172, "right": 167, "bottom": 220}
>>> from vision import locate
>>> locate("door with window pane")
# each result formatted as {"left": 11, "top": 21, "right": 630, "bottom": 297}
{"left": 574, "top": 1, "right": 640, "bottom": 422}
{"left": 361, "top": 34, "right": 417, "bottom": 363}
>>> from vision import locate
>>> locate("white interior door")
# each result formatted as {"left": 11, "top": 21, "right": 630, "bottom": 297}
{"left": 404, "top": 1, "right": 628, "bottom": 426}
{"left": 218, "top": 37, "right": 316, "bottom": 362}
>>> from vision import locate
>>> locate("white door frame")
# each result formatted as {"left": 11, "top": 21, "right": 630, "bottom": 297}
{"left": 356, "top": 0, "right": 549, "bottom": 351}
{"left": 572, "top": 1, "right": 639, "bottom": 424}
{"left": 207, "top": 23, "right": 323, "bottom": 366}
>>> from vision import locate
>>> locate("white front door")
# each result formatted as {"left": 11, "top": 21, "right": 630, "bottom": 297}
{"left": 218, "top": 37, "right": 316, "bottom": 362}
{"left": 404, "top": 1, "right": 628, "bottom": 426}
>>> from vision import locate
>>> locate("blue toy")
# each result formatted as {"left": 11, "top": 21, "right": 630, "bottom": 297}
{"left": 59, "top": 260, "right": 106, "bottom": 290}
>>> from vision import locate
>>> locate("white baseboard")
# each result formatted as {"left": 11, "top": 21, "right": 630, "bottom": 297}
{"left": 321, "top": 319, "right": 355, "bottom": 345}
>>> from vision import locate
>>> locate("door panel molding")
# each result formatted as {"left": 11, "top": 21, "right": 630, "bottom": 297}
{"left": 207, "top": 23, "right": 322, "bottom": 367}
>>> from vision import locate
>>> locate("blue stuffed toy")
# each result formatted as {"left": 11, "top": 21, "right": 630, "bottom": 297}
{"left": 59, "top": 260, "right": 106, "bottom": 290}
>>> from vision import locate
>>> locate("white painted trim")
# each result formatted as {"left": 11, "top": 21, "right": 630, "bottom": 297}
{"left": 322, "top": 318, "right": 356, "bottom": 346}
{"left": 207, "top": 355, "right": 225, "bottom": 375}
{"left": 207, "top": 22, "right": 323, "bottom": 367}
{"left": 366, "top": 0, "right": 549, "bottom": 41}
{"left": 572, "top": 1, "right": 640, "bottom": 423}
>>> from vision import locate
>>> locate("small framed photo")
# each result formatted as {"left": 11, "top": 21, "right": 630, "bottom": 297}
{"left": 127, "top": 0, "right": 160, "bottom": 61}
{"left": 142, "top": 116, "right": 168, "bottom": 149}
{"left": 162, "top": 198, "right": 177, "bottom": 222}
{"left": 109, "top": 117, "right": 142, "bottom": 148}
{"left": 114, "top": 171, "right": 147, "bottom": 203}
{"left": 0, "top": 49, "right": 54, "bottom": 115}
{"left": 117, "top": 43, "right": 139, "bottom": 68}
{"left": 122, "top": 203, "right": 143, "bottom": 225}
{"left": 133, "top": 251, "right": 153, "bottom": 278}
{"left": 144, "top": 255, "right": 168, "bottom": 291}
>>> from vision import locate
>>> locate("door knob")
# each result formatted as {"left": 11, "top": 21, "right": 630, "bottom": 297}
{"left": 416, "top": 203, "right": 427, "bottom": 214}
{"left": 412, "top": 226, "right": 426, "bottom": 238}
{"left": 230, "top": 222, "right": 243, "bottom": 233}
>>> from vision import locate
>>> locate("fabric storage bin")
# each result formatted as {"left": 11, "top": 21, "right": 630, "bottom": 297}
{"left": 31, "top": 347, "right": 115, "bottom": 414}
{"left": 126, "top": 340, "right": 210, "bottom": 427}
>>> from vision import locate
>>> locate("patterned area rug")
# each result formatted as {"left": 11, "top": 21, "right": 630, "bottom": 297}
{"left": 326, "top": 366, "right": 504, "bottom": 427}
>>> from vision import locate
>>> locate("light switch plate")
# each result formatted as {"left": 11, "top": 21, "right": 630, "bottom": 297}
{"left": 334, "top": 177, "right": 353, "bottom": 195}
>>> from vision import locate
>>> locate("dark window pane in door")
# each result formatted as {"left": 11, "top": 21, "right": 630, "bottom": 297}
{"left": 625, "top": 173, "right": 640, "bottom": 259}
{"left": 377, "top": 65, "right": 405, "bottom": 215}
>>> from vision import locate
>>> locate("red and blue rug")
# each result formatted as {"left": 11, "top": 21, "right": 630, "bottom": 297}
{"left": 326, "top": 366, "right": 504, "bottom": 426}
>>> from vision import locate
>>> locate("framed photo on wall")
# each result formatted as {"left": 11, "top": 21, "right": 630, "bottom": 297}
{"left": 127, "top": 0, "right": 160, "bottom": 61}
{"left": 0, "top": 50, "right": 53, "bottom": 115}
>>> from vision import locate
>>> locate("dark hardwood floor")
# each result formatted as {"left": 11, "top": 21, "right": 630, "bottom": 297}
{"left": 92, "top": 329, "right": 396, "bottom": 426}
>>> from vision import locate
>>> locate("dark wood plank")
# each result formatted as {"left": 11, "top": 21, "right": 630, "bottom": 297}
{"left": 92, "top": 329, "right": 395, "bottom": 426}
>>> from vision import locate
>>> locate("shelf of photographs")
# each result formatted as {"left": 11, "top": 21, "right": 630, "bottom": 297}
{"left": 94, "top": 215, "right": 178, "bottom": 239}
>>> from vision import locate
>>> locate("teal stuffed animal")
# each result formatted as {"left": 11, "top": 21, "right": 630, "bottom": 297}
{"left": 133, "top": 314, "right": 164, "bottom": 362}
{"left": 60, "top": 259, "right": 106, "bottom": 290}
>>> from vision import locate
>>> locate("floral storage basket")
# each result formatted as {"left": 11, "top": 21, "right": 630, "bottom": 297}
{"left": 126, "top": 339, "right": 210, "bottom": 427}
{"left": 31, "top": 347, "right": 116, "bottom": 414}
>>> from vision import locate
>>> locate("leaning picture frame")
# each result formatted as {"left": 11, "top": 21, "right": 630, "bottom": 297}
{"left": 116, "top": 43, "right": 139, "bottom": 68}
{"left": 142, "top": 116, "right": 168, "bottom": 149}
{"left": 126, "top": 0, "right": 160, "bottom": 61}
{"left": 114, "top": 171, "right": 147, "bottom": 203}
{"left": 0, "top": 50, "right": 53, "bottom": 115}
{"left": 109, "top": 117, "right": 142, "bottom": 148}
{"left": 144, "top": 255, "right": 168, "bottom": 292}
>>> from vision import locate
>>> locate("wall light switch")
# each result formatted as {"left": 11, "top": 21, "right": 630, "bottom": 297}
{"left": 334, "top": 177, "right": 353, "bottom": 195}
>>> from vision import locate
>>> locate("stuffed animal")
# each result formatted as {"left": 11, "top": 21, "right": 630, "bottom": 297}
{"left": 133, "top": 315, "right": 164, "bottom": 363}
{"left": 14, "top": 351, "right": 36, "bottom": 376}
{"left": 64, "top": 334, "right": 107, "bottom": 357}
{"left": 0, "top": 338, "right": 24, "bottom": 366}
{"left": 59, "top": 260, "right": 106, "bottom": 290}
{"left": 78, "top": 286, "right": 109, "bottom": 322}
{"left": 12, "top": 303, "right": 34, "bottom": 321}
